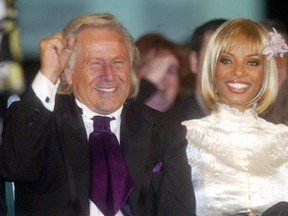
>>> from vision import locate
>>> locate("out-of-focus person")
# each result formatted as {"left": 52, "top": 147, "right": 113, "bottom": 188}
{"left": 261, "top": 19, "right": 288, "bottom": 125}
{"left": 0, "top": 0, "right": 24, "bottom": 215}
{"left": 164, "top": 19, "right": 228, "bottom": 123}
{"left": 136, "top": 33, "right": 185, "bottom": 112}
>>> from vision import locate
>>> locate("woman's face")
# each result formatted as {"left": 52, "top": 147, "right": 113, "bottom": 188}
{"left": 215, "top": 42, "right": 264, "bottom": 112}
{"left": 159, "top": 53, "right": 180, "bottom": 107}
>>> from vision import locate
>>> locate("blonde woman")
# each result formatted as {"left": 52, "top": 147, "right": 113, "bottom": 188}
{"left": 183, "top": 18, "right": 288, "bottom": 216}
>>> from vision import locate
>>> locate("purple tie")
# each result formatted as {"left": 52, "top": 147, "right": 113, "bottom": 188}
{"left": 89, "top": 116, "right": 134, "bottom": 216}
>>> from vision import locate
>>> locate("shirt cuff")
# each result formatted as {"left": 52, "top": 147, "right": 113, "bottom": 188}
{"left": 32, "top": 71, "right": 60, "bottom": 111}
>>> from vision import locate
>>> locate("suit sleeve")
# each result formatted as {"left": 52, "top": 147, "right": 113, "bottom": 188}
{"left": 0, "top": 88, "right": 53, "bottom": 181}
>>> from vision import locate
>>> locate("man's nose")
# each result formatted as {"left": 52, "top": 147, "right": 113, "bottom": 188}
{"left": 100, "top": 63, "right": 115, "bottom": 81}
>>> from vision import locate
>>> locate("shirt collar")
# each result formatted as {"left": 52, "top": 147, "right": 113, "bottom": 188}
{"left": 75, "top": 99, "right": 123, "bottom": 122}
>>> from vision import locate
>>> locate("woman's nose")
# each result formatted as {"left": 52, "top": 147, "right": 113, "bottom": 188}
{"left": 233, "top": 62, "right": 246, "bottom": 78}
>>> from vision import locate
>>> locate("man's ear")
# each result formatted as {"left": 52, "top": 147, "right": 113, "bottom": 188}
{"left": 189, "top": 51, "right": 198, "bottom": 75}
{"left": 64, "top": 67, "right": 73, "bottom": 84}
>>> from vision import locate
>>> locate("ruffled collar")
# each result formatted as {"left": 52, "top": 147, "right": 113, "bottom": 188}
{"left": 215, "top": 103, "right": 257, "bottom": 118}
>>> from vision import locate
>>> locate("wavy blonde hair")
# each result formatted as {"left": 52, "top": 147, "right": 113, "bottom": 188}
{"left": 201, "top": 18, "right": 278, "bottom": 113}
{"left": 57, "top": 13, "right": 141, "bottom": 99}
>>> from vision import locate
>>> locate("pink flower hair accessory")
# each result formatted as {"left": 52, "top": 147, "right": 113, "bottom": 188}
{"left": 262, "top": 27, "right": 288, "bottom": 59}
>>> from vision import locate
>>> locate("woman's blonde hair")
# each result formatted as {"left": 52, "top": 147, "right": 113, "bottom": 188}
{"left": 57, "top": 13, "right": 141, "bottom": 99}
{"left": 201, "top": 18, "right": 278, "bottom": 113}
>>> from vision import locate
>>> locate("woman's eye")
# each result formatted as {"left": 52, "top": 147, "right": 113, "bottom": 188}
{"left": 219, "top": 57, "right": 231, "bottom": 64}
{"left": 248, "top": 60, "right": 260, "bottom": 66}
{"left": 167, "top": 65, "right": 179, "bottom": 75}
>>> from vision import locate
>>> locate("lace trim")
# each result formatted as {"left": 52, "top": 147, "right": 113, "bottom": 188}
{"left": 216, "top": 103, "right": 255, "bottom": 117}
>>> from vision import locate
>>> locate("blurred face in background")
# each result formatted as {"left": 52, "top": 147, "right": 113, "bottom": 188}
{"left": 158, "top": 51, "right": 180, "bottom": 110}
{"left": 140, "top": 49, "right": 180, "bottom": 111}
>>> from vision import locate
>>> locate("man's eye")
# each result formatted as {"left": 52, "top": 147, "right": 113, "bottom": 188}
{"left": 113, "top": 61, "right": 124, "bottom": 68}
{"left": 90, "top": 61, "right": 102, "bottom": 68}
{"left": 92, "top": 61, "right": 101, "bottom": 65}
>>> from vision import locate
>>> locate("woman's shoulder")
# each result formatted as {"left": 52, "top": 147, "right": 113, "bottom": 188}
{"left": 258, "top": 116, "right": 288, "bottom": 132}
{"left": 182, "top": 114, "right": 213, "bottom": 129}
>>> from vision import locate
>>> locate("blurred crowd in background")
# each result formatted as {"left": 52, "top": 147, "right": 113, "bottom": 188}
{"left": 0, "top": 0, "right": 25, "bottom": 143}
{"left": 1, "top": 0, "right": 288, "bottom": 137}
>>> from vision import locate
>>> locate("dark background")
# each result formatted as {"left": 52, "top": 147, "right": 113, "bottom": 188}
{"left": 267, "top": 0, "right": 288, "bottom": 30}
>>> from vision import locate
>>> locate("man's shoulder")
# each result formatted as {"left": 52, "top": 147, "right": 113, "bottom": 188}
{"left": 164, "top": 94, "right": 206, "bottom": 123}
{"left": 55, "top": 94, "right": 75, "bottom": 109}
{"left": 124, "top": 99, "right": 163, "bottom": 124}
{"left": 124, "top": 99, "right": 185, "bottom": 133}
{"left": 56, "top": 94, "right": 74, "bottom": 102}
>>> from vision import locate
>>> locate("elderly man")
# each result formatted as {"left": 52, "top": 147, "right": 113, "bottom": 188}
{"left": 0, "top": 13, "right": 196, "bottom": 216}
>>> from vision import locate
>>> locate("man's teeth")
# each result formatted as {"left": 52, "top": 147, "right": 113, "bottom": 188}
{"left": 97, "top": 88, "right": 115, "bottom": 92}
{"left": 227, "top": 82, "right": 249, "bottom": 89}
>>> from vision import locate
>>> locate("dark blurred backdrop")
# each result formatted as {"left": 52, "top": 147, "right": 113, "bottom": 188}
{"left": 267, "top": 0, "right": 288, "bottom": 30}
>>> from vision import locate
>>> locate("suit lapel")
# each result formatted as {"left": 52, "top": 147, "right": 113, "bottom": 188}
{"left": 120, "top": 103, "right": 151, "bottom": 166}
{"left": 120, "top": 102, "right": 165, "bottom": 214}
{"left": 56, "top": 95, "right": 88, "bottom": 165}
{"left": 120, "top": 103, "right": 154, "bottom": 189}
{"left": 55, "top": 95, "right": 90, "bottom": 214}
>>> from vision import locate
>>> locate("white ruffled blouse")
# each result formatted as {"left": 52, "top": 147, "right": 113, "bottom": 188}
{"left": 182, "top": 104, "right": 288, "bottom": 216}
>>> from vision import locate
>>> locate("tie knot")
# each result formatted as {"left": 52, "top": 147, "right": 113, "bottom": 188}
{"left": 91, "top": 116, "right": 115, "bottom": 132}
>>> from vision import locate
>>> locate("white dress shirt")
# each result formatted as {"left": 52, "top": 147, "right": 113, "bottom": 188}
{"left": 32, "top": 71, "right": 124, "bottom": 216}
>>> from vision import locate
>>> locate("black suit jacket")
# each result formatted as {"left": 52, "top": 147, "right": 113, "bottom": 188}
{"left": 164, "top": 94, "right": 207, "bottom": 124}
{"left": 0, "top": 89, "right": 196, "bottom": 216}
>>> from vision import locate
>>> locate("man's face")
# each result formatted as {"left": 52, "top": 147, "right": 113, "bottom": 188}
{"left": 65, "top": 27, "right": 131, "bottom": 114}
